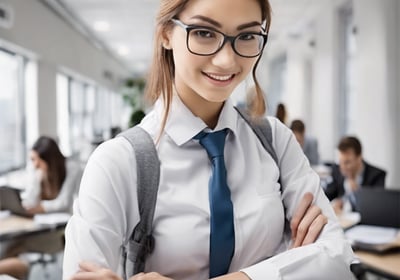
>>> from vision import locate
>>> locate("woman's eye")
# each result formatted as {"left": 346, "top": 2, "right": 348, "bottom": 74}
{"left": 193, "top": 29, "right": 215, "bottom": 38}
{"left": 239, "top": 33, "right": 256, "bottom": 41}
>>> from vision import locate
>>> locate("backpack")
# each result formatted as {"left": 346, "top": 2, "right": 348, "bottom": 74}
{"left": 119, "top": 107, "right": 281, "bottom": 279}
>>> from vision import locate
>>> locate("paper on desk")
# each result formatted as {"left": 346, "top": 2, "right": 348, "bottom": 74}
{"left": 339, "top": 212, "right": 361, "bottom": 228}
{"left": 33, "top": 212, "right": 71, "bottom": 225}
{"left": 0, "top": 210, "right": 11, "bottom": 220}
{"left": 345, "top": 225, "right": 398, "bottom": 245}
{"left": 0, "top": 274, "right": 19, "bottom": 280}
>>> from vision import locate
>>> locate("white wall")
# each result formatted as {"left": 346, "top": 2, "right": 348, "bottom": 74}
{"left": 352, "top": 0, "right": 400, "bottom": 187}
{"left": 310, "top": 1, "right": 340, "bottom": 162}
{"left": 0, "top": 0, "right": 131, "bottom": 137}
{"left": 393, "top": 1, "right": 400, "bottom": 188}
{"left": 37, "top": 61, "right": 57, "bottom": 136}
{"left": 285, "top": 37, "right": 313, "bottom": 126}
{"left": 263, "top": 1, "right": 341, "bottom": 161}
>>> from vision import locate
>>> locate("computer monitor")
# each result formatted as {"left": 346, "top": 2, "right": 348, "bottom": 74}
{"left": 354, "top": 188, "right": 400, "bottom": 228}
{"left": 0, "top": 186, "right": 32, "bottom": 217}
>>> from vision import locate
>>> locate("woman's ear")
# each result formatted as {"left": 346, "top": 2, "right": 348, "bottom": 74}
{"left": 162, "top": 40, "right": 172, "bottom": 50}
{"left": 161, "top": 27, "right": 173, "bottom": 50}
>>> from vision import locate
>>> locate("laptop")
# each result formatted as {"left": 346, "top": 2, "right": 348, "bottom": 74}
{"left": 354, "top": 188, "right": 400, "bottom": 228}
{"left": 0, "top": 186, "right": 33, "bottom": 217}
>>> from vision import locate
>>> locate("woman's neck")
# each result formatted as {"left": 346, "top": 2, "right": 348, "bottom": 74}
{"left": 174, "top": 88, "right": 224, "bottom": 129}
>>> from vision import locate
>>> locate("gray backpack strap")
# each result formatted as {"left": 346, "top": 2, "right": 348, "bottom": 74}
{"left": 234, "top": 106, "right": 279, "bottom": 167}
{"left": 235, "top": 107, "right": 290, "bottom": 240}
{"left": 118, "top": 126, "right": 160, "bottom": 278}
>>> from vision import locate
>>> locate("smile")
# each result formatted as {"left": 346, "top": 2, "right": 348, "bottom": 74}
{"left": 204, "top": 73, "right": 235, "bottom": 82}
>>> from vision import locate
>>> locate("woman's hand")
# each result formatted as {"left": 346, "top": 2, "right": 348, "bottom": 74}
{"left": 331, "top": 198, "right": 344, "bottom": 215}
{"left": 24, "top": 203, "right": 45, "bottom": 215}
{"left": 130, "top": 272, "right": 173, "bottom": 280}
{"left": 70, "top": 262, "right": 122, "bottom": 280}
{"left": 210, "top": 272, "right": 250, "bottom": 280}
{"left": 70, "top": 262, "right": 174, "bottom": 280}
{"left": 290, "top": 192, "right": 328, "bottom": 248}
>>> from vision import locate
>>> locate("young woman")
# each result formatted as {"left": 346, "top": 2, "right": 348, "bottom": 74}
{"left": 0, "top": 136, "right": 82, "bottom": 279}
{"left": 63, "top": 0, "right": 355, "bottom": 279}
{"left": 22, "top": 136, "right": 83, "bottom": 214}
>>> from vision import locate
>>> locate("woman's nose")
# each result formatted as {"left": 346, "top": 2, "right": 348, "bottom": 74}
{"left": 211, "top": 42, "right": 237, "bottom": 69}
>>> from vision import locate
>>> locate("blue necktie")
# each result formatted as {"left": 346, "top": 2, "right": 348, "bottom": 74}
{"left": 195, "top": 129, "right": 235, "bottom": 278}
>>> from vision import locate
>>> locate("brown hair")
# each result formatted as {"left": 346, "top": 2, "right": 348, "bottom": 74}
{"left": 275, "top": 103, "right": 287, "bottom": 124}
{"left": 290, "top": 119, "right": 305, "bottom": 134}
{"left": 144, "top": 0, "right": 272, "bottom": 138}
{"left": 32, "top": 136, "right": 66, "bottom": 196}
{"left": 337, "top": 136, "right": 362, "bottom": 156}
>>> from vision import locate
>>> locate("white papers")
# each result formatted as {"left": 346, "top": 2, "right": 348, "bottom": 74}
{"left": 0, "top": 274, "right": 19, "bottom": 280}
{"left": 339, "top": 212, "right": 361, "bottom": 229}
{"left": 345, "top": 225, "right": 398, "bottom": 245}
{"left": 33, "top": 212, "right": 71, "bottom": 225}
{"left": 0, "top": 210, "right": 11, "bottom": 220}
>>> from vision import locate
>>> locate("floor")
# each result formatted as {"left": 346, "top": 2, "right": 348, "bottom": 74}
{"left": 27, "top": 252, "right": 63, "bottom": 280}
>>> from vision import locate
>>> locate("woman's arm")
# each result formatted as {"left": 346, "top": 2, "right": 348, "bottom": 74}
{"left": 68, "top": 191, "right": 328, "bottom": 280}
{"left": 239, "top": 118, "right": 355, "bottom": 280}
{"left": 63, "top": 138, "right": 140, "bottom": 280}
{"left": 21, "top": 168, "right": 41, "bottom": 209}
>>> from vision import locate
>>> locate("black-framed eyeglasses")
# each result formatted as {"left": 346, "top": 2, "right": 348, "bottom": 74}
{"left": 171, "top": 19, "right": 268, "bottom": 58}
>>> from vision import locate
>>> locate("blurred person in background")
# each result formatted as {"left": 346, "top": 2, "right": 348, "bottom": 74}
{"left": 21, "top": 136, "right": 82, "bottom": 214}
{"left": 275, "top": 103, "right": 287, "bottom": 125}
{"left": 290, "top": 119, "right": 320, "bottom": 166}
{"left": 0, "top": 136, "right": 82, "bottom": 279}
{"left": 324, "top": 136, "right": 386, "bottom": 214}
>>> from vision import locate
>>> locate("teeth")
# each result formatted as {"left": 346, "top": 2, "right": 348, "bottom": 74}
{"left": 207, "top": 73, "right": 233, "bottom": 81}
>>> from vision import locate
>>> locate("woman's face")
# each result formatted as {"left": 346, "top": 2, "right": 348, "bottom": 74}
{"left": 166, "top": 0, "right": 263, "bottom": 109}
{"left": 30, "top": 150, "right": 48, "bottom": 172}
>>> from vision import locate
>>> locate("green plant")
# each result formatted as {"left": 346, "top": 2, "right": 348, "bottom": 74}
{"left": 121, "top": 77, "right": 146, "bottom": 127}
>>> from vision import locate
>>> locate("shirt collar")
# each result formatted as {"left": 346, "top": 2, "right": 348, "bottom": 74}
{"left": 156, "top": 94, "right": 238, "bottom": 146}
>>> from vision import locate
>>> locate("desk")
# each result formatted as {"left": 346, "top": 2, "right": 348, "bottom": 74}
{"left": 339, "top": 214, "right": 400, "bottom": 280}
{"left": 0, "top": 213, "right": 69, "bottom": 258}
{"left": 0, "top": 214, "right": 67, "bottom": 242}
{"left": 355, "top": 250, "right": 400, "bottom": 279}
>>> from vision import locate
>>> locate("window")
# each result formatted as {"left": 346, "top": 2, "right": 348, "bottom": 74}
{"left": 57, "top": 73, "right": 71, "bottom": 156}
{"left": 268, "top": 54, "right": 287, "bottom": 116}
{"left": 338, "top": 3, "right": 357, "bottom": 135}
{"left": 56, "top": 73, "right": 114, "bottom": 161}
{"left": 0, "top": 49, "right": 26, "bottom": 174}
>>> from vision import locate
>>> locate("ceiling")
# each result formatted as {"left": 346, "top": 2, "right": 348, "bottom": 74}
{"left": 42, "top": 0, "right": 330, "bottom": 75}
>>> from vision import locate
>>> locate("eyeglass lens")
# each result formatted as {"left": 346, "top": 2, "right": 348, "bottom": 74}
{"left": 188, "top": 28, "right": 265, "bottom": 57}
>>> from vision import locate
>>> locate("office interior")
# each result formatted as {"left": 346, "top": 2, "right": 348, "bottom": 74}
{"left": 0, "top": 0, "right": 399, "bottom": 279}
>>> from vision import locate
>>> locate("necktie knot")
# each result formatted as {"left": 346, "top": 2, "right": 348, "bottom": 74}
{"left": 195, "top": 129, "right": 227, "bottom": 159}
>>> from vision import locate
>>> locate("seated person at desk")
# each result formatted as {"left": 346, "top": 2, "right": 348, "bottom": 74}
{"left": 21, "top": 136, "right": 82, "bottom": 214}
{"left": 290, "top": 119, "right": 320, "bottom": 166}
{"left": 324, "top": 136, "right": 386, "bottom": 214}
{"left": 0, "top": 136, "right": 82, "bottom": 279}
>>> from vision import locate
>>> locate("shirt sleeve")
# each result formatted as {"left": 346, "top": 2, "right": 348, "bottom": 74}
{"left": 21, "top": 167, "right": 41, "bottom": 209}
{"left": 63, "top": 138, "right": 140, "bottom": 280}
{"left": 241, "top": 118, "right": 356, "bottom": 280}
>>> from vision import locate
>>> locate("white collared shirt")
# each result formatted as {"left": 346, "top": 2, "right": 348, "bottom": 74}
{"left": 63, "top": 96, "right": 355, "bottom": 280}
{"left": 343, "top": 165, "right": 364, "bottom": 212}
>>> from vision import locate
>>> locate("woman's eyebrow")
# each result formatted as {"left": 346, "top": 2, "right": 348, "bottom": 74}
{"left": 190, "top": 15, "right": 221, "bottom": 27}
{"left": 190, "top": 15, "right": 261, "bottom": 31}
{"left": 237, "top": 21, "right": 262, "bottom": 31}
